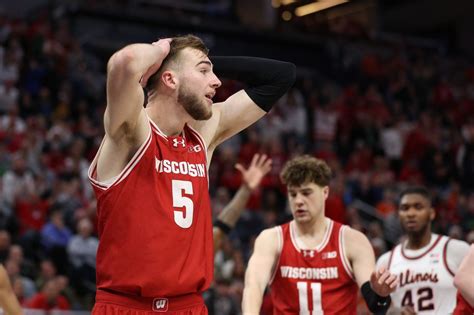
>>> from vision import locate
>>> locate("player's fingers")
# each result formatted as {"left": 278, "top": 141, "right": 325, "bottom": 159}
{"left": 386, "top": 274, "right": 398, "bottom": 288}
{"left": 403, "top": 305, "right": 415, "bottom": 315}
{"left": 250, "top": 154, "right": 259, "bottom": 167}
{"left": 256, "top": 154, "right": 268, "bottom": 166}
{"left": 377, "top": 266, "right": 386, "bottom": 275}
{"left": 235, "top": 163, "right": 245, "bottom": 173}
{"left": 377, "top": 271, "right": 391, "bottom": 285}
{"left": 262, "top": 158, "right": 272, "bottom": 173}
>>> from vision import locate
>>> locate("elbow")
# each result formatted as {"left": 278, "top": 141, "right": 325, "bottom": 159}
{"left": 107, "top": 49, "right": 138, "bottom": 75}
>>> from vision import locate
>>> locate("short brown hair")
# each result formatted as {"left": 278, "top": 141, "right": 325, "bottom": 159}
{"left": 146, "top": 34, "right": 209, "bottom": 93}
{"left": 280, "top": 155, "right": 332, "bottom": 187}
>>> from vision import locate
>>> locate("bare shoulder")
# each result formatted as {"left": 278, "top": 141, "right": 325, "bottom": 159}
{"left": 254, "top": 227, "right": 281, "bottom": 255}
{"left": 343, "top": 226, "right": 372, "bottom": 257}
{"left": 343, "top": 226, "right": 370, "bottom": 246}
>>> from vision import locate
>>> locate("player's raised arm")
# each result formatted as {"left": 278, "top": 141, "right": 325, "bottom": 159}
{"left": 242, "top": 228, "right": 280, "bottom": 315}
{"left": 344, "top": 227, "right": 398, "bottom": 315}
{"left": 192, "top": 56, "right": 296, "bottom": 149}
{"left": 105, "top": 39, "right": 171, "bottom": 141}
{"left": 0, "top": 265, "right": 23, "bottom": 315}
{"left": 213, "top": 154, "right": 272, "bottom": 250}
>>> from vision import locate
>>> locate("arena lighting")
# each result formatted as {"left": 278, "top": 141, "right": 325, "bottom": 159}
{"left": 295, "top": 0, "right": 349, "bottom": 16}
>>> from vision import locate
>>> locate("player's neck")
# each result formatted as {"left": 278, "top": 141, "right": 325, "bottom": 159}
{"left": 294, "top": 214, "right": 327, "bottom": 237}
{"left": 146, "top": 98, "right": 189, "bottom": 136}
{"left": 406, "top": 230, "right": 432, "bottom": 250}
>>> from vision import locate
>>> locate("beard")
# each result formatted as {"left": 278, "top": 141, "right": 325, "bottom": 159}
{"left": 178, "top": 83, "right": 212, "bottom": 121}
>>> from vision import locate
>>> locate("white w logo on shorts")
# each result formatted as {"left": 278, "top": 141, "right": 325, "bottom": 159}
{"left": 152, "top": 298, "right": 168, "bottom": 312}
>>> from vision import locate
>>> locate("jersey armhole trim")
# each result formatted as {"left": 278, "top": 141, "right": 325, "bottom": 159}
{"left": 269, "top": 226, "right": 283, "bottom": 285}
{"left": 339, "top": 225, "right": 355, "bottom": 280}
{"left": 387, "top": 248, "right": 395, "bottom": 270}
{"left": 88, "top": 125, "right": 152, "bottom": 191}
{"left": 442, "top": 237, "right": 455, "bottom": 277}
{"left": 186, "top": 124, "right": 209, "bottom": 165}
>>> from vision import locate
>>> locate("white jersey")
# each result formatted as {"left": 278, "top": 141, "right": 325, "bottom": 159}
{"left": 377, "top": 234, "right": 469, "bottom": 315}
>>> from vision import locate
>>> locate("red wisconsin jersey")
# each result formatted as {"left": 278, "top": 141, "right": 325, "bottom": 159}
{"left": 270, "top": 219, "right": 358, "bottom": 315}
{"left": 88, "top": 119, "right": 213, "bottom": 298}
{"left": 453, "top": 292, "right": 474, "bottom": 315}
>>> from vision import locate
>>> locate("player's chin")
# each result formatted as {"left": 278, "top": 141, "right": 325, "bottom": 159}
{"left": 193, "top": 107, "right": 213, "bottom": 121}
{"left": 294, "top": 215, "right": 311, "bottom": 223}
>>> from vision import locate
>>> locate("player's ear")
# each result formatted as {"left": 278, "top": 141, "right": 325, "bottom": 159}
{"left": 161, "top": 70, "right": 178, "bottom": 89}
{"left": 429, "top": 207, "right": 436, "bottom": 221}
{"left": 323, "top": 186, "right": 329, "bottom": 199}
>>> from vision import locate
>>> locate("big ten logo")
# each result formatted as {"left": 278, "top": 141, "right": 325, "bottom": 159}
{"left": 322, "top": 251, "right": 337, "bottom": 259}
{"left": 188, "top": 145, "right": 202, "bottom": 153}
{"left": 152, "top": 298, "right": 169, "bottom": 312}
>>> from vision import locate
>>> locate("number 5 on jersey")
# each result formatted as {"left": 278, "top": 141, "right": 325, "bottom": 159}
{"left": 297, "top": 282, "right": 323, "bottom": 315}
{"left": 172, "top": 180, "right": 194, "bottom": 228}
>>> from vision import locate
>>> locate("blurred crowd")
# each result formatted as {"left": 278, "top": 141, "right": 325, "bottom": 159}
{"left": 0, "top": 3, "right": 473, "bottom": 314}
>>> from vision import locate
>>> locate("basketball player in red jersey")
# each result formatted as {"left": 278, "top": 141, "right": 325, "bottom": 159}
{"left": 454, "top": 244, "right": 474, "bottom": 313}
{"left": 243, "top": 155, "right": 398, "bottom": 315}
{"left": 88, "top": 35, "right": 295, "bottom": 314}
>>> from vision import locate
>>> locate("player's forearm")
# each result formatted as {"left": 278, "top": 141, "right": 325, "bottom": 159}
{"left": 242, "top": 285, "right": 265, "bottom": 315}
{"left": 217, "top": 185, "right": 251, "bottom": 227}
{"left": 0, "top": 290, "right": 23, "bottom": 315}
{"left": 212, "top": 56, "right": 296, "bottom": 111}
{"left": 108, "top": 44, "right": 166, "bottom": 79}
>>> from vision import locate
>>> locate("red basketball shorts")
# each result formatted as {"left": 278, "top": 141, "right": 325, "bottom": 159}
{"left": 93, "top": 289, "right": 208, "bottom": 314}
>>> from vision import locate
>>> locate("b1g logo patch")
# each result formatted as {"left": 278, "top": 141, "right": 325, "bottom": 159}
{"left": 152, "top": 298, "right": 169, "bottom": 312}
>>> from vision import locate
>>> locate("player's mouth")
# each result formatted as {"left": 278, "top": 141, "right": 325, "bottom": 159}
{"left": 295, "top": 209, "right": 308, "bottom": 216}
{"left": 405, "top": 220, "right": 418, "bottom": 229}
{"left": 205, "top": 92, "right": 215, "bottom": 104}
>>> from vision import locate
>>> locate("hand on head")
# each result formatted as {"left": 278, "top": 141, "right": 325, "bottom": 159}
{"left": 140, "top": 38, "right": 173, "bottom": 88}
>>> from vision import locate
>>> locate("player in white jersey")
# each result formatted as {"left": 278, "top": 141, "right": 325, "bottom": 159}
{"left": 377, "top": 186, "right": 470, "bottom": 315}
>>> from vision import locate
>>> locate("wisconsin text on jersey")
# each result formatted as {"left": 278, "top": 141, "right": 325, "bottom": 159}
{"left": 155, "top": 158, "right": 206, "bottom": 177}
{"left": 280, "top": 266, "right": 339, "bottom": 280}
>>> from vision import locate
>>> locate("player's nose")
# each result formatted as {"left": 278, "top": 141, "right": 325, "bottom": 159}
{"left": 210, "top": 73, "right": 221, "bottom": 88}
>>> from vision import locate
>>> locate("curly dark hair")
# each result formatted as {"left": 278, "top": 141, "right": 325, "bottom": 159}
{"left": 280, "top": 155, "right": 332, "bottom": 187}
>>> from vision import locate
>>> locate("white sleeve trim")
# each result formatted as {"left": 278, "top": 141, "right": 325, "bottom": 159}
{"left": 88, "top": 126, "right": 152, "bottom": 191}
{"left": 269, "top": 226, "right": 283, "bottom": 285}
{"left": 339, "top": 226, "right": 355, "bottom": 280}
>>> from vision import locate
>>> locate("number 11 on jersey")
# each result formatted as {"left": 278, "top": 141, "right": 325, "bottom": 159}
{"left": 297, "top": 282, "right": 323, "bottom": 315}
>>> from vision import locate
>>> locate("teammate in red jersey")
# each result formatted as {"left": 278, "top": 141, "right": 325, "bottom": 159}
{"left": 88, "top": 35, "right": 295, "bottom": 314}
{"left": 242, "top": 155, "right": 398, "bottom": 315}
{"left": 454, "top": 244, "right": 474, "bottom": 310}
